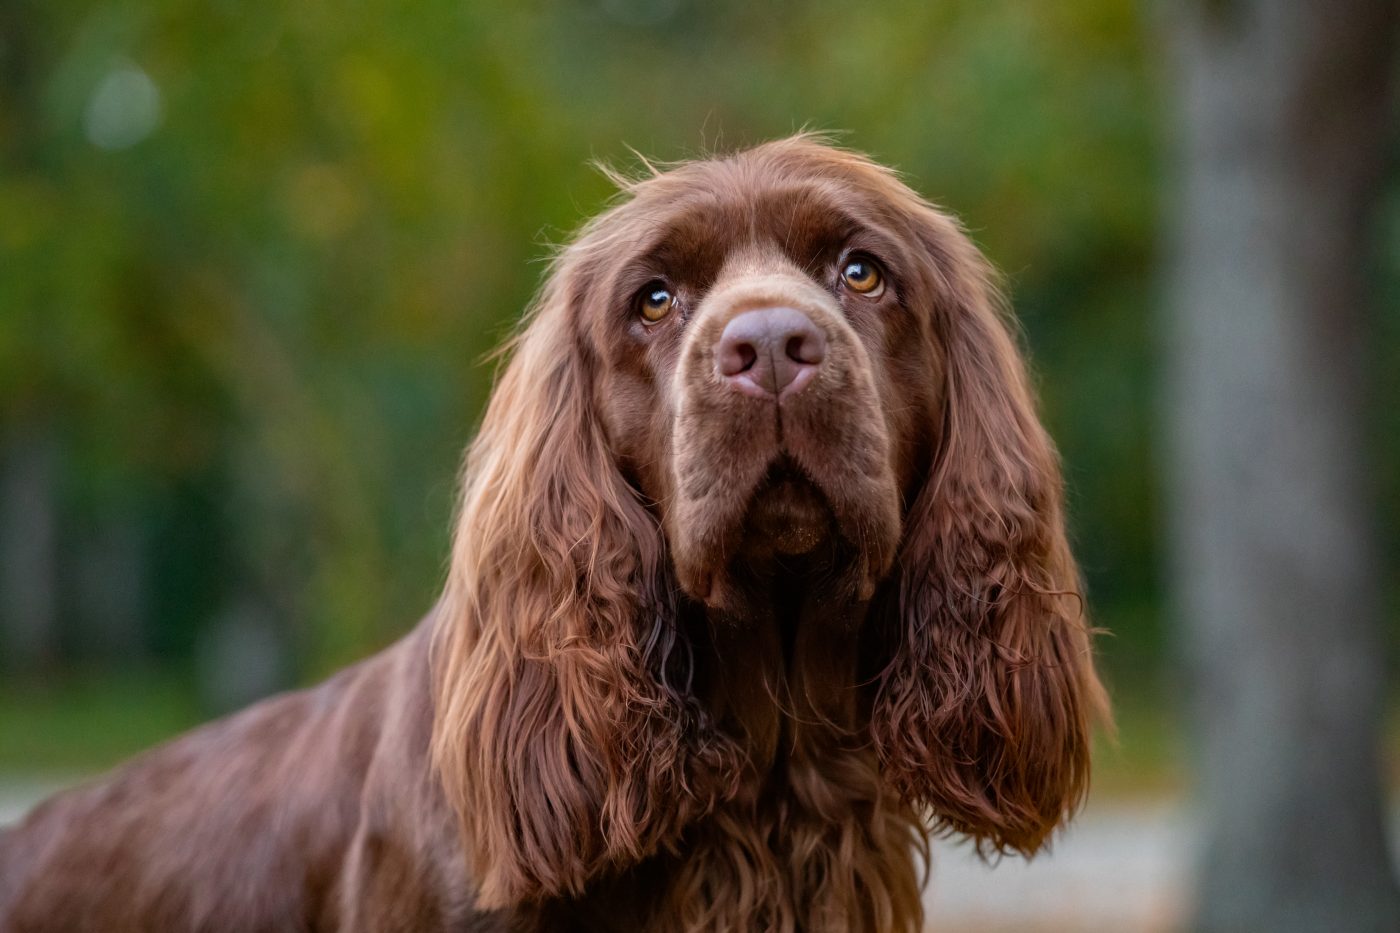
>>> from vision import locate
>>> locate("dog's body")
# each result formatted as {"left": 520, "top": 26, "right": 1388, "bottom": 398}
{"left": 0, "top": 622, "right": 475, "bottom": 932}
{"left": 1, "top": 137, "right": 1106, "bottom": 932}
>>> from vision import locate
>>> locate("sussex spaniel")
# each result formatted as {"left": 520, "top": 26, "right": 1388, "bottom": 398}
{"left": 0, "top": 136, "right": 1107, "bottom": 932}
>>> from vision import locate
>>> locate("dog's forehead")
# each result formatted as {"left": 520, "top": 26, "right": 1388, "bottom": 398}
{"left": 657, "top": 189, "right": 851, "bottom": 271}
{"left": 606, "top": 158, "right": 904, "bottom": 280}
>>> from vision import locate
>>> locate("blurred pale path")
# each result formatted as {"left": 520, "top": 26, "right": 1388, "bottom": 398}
{"left": 926, "top": 802, "right": 1192, "bottom": 932}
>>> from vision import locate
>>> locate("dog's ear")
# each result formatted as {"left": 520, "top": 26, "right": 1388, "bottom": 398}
{"left": 870, "top": 207, "right": 1108, "bottom": 856}
{"left": 431, "top": 253, "right": 738, "bottom": 907}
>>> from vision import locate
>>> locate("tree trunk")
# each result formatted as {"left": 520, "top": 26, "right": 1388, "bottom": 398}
{"left": 1162, "top": 1, "right": 1400, "bottom": 930}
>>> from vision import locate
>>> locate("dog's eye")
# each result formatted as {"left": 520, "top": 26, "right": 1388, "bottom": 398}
{"left": 639, "top": 285, "right": 676, "bottom": 323}
{"left": 840, "top": 258, "right": 884, "bottom": 297}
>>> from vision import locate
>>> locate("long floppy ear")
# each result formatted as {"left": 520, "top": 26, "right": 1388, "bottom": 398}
{"left": 871, "top": 209, "right": 1108, "bottom": 856}
{"left": 431, "top": 256, "right": 737, "bottom": 907}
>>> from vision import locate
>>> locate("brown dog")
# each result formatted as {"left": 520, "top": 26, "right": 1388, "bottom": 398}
{"left": 0, "top": 136, "right": 1106, "bottom": 932}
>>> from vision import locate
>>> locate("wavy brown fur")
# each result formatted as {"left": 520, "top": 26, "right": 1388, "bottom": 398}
{"left": 1, "top": 135, "right": 1106, "bottom": 933}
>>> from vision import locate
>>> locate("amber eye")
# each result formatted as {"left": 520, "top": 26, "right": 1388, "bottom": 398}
{"left": 639, "top": 284, "right": 675, "bottom": 323}
{"left": 841, "top": 257, "right": 884, "bottom": 296}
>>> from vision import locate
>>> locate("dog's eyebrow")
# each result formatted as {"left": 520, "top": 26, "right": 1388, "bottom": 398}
{"left": 613, "top": 212, "right": 733, "bottom": 289}
{"left": 784, "top": 209, "right": 910, "bottom": 289}
{"left": 840, "top": 223, "right": 907, "bottom": 271}
{"left": 749, "top": 190, "right": 906, "bottom": 272}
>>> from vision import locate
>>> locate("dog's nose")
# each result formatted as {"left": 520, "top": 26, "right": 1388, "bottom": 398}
{"left": 715, "top": 307, "right": 827, "bottom": 397}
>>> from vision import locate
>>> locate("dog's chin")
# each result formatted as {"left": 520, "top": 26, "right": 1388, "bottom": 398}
{"left": 738, "top": 466, "right": 834, "bottom": 560}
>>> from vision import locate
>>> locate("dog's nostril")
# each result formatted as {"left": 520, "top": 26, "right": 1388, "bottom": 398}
{"left": 786, "top": 332, "right": 825, "bottom": 367}
{"left": 719, "top": 340, "right": 758, "bottom": 378}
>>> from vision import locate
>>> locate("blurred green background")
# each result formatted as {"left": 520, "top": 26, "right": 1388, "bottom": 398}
{"left": 0, "top": 0, "right": 1394, "bottom": 793}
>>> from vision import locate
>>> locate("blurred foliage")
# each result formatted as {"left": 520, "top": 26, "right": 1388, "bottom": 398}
{"left": 0, "top": 0, "right": 1393, "bottom": 729}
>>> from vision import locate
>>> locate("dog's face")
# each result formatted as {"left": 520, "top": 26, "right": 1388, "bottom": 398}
{"left": 574, "top": 145, "right": 947, "bottom": 608}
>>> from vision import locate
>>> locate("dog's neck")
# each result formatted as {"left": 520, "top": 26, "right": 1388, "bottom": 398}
{"left": 694, "top": 550, "right": 873, "bottom": 786}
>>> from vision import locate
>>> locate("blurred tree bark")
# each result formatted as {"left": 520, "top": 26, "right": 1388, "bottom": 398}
{"left": 1163, "top": 1, "right": 1400, "bottom": 930}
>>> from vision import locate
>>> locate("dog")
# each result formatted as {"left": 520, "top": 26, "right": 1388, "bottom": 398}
{"left": 0, "top": 135, "right": 1106, "bottom": 932}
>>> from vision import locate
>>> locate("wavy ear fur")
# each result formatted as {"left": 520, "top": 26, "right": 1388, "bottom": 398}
{"left": 871, "top": 209, "right": 1108, "bottom": 856}
{"left": 430, "top": 257, "right": 737, "bottom": 908}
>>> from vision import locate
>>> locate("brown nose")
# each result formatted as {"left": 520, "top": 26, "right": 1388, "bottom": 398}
{"left": 715, "top": 307, "right": 827, "bottom": 398}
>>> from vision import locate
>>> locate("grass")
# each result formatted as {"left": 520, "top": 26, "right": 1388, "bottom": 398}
{"left": 0, "top": 666, "right": 205, "bottom": 774}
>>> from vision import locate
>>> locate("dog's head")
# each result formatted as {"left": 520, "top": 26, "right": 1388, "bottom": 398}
{"left": 432, "top": 136, "right": 1106, "bottom": 907}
